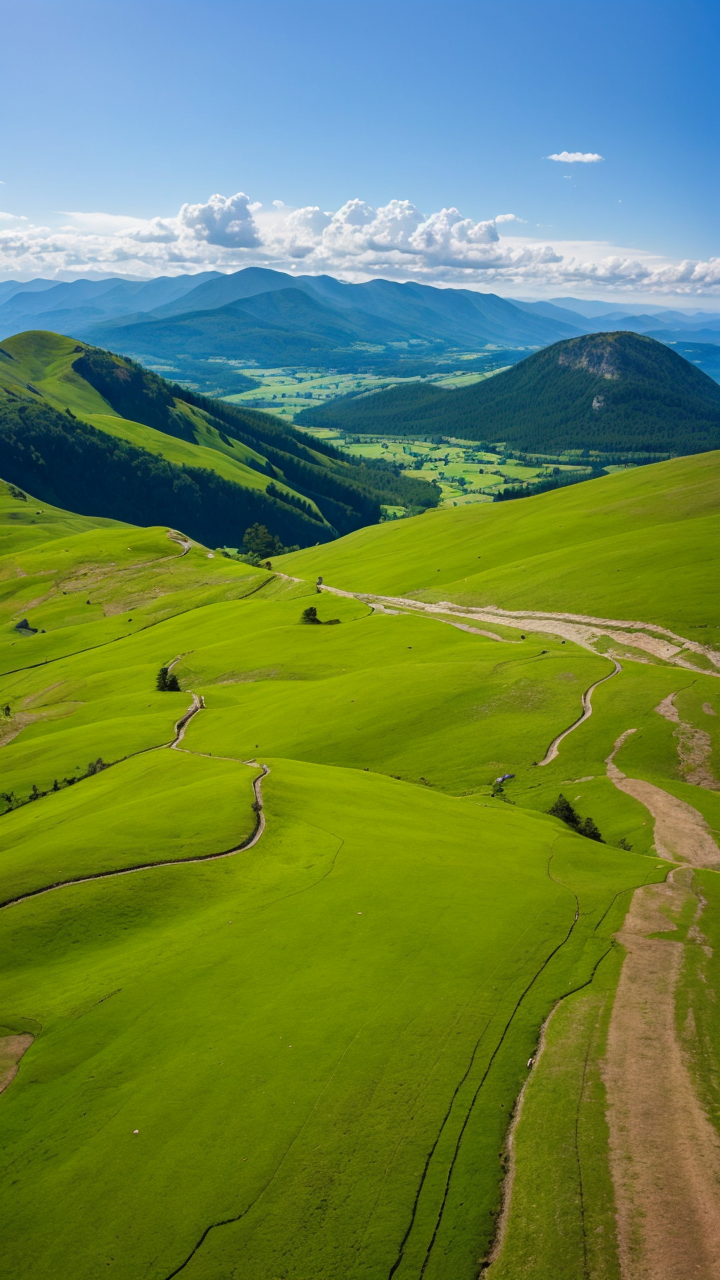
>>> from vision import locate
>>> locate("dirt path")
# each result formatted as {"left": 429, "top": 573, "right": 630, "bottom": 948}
{"left": 319, "top": 585, "right": 720, "bottom": 676}
{"left": 169, "top": 691, "right": 205, "bottom": 748}
{"left": 603, "top": 733, "right": 720, "bottom": 1279}
{"left": 607, "top": 733, "right": 720, "bottom": 870}
{"left": 0, "top": 1033, "right": 34, "bottom": 1094}
{"left": 0, "top": 762, "right": 269, "bottom": 911}
{"left": 538, "top": 658, "right": 621, "bottom": 766}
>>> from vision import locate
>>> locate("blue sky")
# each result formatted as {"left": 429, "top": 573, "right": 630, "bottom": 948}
{"left": 1, "top": 0, "right": 718, "bottom": 299}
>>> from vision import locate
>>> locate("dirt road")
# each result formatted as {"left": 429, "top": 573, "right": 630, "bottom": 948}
{"left": 604, "top": 734, "right": 720, "bottom": 1279}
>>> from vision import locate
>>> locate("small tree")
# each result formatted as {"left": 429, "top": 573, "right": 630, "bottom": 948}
{"left": 156, "top": 666, "right": 169, "bottom": 691}
{"left": 301, "top": 606, "right": 321, "bottom": 625}
{"left": 243, "top": 523, "right": 284, "bottom": 559}
{"left": 579, "top": 815, "right": 603, "bottom": 843}
{"left": 548, "top": 794, "right": 603, "bottom": 843}
{"left": 166, "top": 672, "right": 180, "bottom": 691}
{"left": 548, "top": 794, "right": 580, "bottom": 829}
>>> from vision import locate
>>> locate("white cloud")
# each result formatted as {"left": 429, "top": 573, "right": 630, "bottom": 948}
{"left": 546, "top": 151, "right": 604, "bottom": 163}
{"left": 176, "top": 192, "right": 261, "bottom": 249}
{"left": 0, "top": 191, "right": 717, "bottom": 297}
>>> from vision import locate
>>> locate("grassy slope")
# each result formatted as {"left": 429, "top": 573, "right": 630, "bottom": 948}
{"left": 0, "top": 758, "right": 662, "bottom": 1280}
{"left": 279, "top": 451, "right": 720, "bottom": 644}
{"left": 1, "top": 470, "right": 717, "bottom": 1280}
{"left": 1, "top": 331, "right": 328, "bottom": 521}
{"left": 0, "top": 480, "right": 269, "bottom": 675}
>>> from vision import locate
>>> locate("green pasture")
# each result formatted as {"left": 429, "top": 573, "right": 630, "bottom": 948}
{"left": 0, "top": 749, "right": 258, "bottom": 903}
{"left": 178, "top": 605, "right": 608, "bottom": 793}
{"left": 486, "top": 944, "right": 626, "bottom": 1280}
{"left": 1, "top": 463, "right": 718, "bottom": 1279}
{"left": 279, "top": 451, "right": 720, "bottom": 644}
{"left": 677, "top": 868, "right": 720, "bottom": 1132}
{"left": 0, "top": 484, "right": 267, "bottom": 674}
{"left": 0, "top": 757, "right": 665, "bottom": 1280}
{"left": 503, "top": 659, "right": 720, "bottom": 850}
{"left": 312, "top": 435, "right": 557, "bottom": 508}
{"left": 222, "top": 364, "right": 501, "bottom": 425}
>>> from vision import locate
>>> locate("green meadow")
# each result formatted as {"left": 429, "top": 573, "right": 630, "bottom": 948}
{"left": 1, "top": 450, "right": 718, "bottom": 1279}
{"left": 279, "top": 450, "right": 720, "bottom": 645}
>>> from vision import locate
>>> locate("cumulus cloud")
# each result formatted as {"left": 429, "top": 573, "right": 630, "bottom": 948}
{"left": 0, "top": 190, "right": 716, "bottom": 297}
{"left": 546, "top": 151, "right": 604, "bottom": 163}
{"left": 176, "top": 192, "right": 261, "bottom": 248}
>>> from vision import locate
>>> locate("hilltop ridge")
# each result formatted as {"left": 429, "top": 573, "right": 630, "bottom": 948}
{"left": 296, "top": 332, "right": 720, "bottom": 454}
{"left": 0, "top": 331, "right": 437, "bottom": 549}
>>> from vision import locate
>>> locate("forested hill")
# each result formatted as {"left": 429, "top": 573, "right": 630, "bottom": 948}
{"left": 296, "top": 332, "right": 720, "bottom": 455}
{"left": 0, "top": 332, "right": 438, "bottom": 550}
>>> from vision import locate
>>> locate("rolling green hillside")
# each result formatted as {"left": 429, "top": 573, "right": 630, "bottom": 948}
{"left": 297, "top": 332, "right": 720, "bottom": 455}
{"left": 0, "top": 332, "right": 437, "bottom": 549}
{"left": 280, "top": 450, "right": 720, "bottom": 646}
{"left": 1, "top": 461, "right": 718, "bottom": 1280}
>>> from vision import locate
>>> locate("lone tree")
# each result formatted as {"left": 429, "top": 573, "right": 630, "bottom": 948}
{"left": 548, "top": 793, "right": 603, "bottom": 843}
{"left": 300, "top": 605, "right": 339, "bottom": 625}
{"left": 156, "top": 666, "right": 180, "bottom": 692}
{"left": 243, "top": 523, "right": 284, "bottom": 560}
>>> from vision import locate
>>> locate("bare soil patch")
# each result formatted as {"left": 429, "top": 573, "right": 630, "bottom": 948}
{"left": 321, "top": 586, "right": 720, "bottom": 675}
{"left": 604, "top": 876, "right": 720, "bottom": 1280}
{"left": 604, "top": 734, "right": 720, "bottom": 1278}
{"left": 0, "top": 1033, "right": 33, "bottom": 1094}
{"left": 606, "top": 732, "right": 720, "bottom": 869}
{"left": 655, "top": 693, "right": 719, "bottom": 791}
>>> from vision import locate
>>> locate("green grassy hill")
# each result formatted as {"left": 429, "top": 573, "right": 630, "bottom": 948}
{"left": 296, "top": 332, "right": 720, "bottom": 455}
{"left": 1, "top": 461, "right": 718, "bottom": 1280}
{"left": 279, "top": 450, "right": 720, "bottom": 646}
{"left": 0, "top": 332, "right": 438, "bottom": 549}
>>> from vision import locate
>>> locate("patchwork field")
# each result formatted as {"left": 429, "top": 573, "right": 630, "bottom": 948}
{"left": 219, "top": 363, "right": 502, "bottom": 422}
{"left": 2, "top": 453, "right": 719, "bottom": 1279}
{"left": 297, "top": 430, "right": 597, "bottom": 510}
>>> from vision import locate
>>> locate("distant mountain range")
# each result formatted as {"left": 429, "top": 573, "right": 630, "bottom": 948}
{"left": 0, "top": 270, "right": 717, "bottom": 377}
{"left": 296, "top": 333, "right": 720, "bottom": 456}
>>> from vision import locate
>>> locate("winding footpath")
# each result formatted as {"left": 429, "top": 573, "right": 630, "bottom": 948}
{"left": 5, "top": 559, "right": 720, "bottom": 1276}
{"left": 537, "top": 658, "right": 621, "bottom": 766}
{"left": 0, "top": 692, "right": 269, "bottom": 912}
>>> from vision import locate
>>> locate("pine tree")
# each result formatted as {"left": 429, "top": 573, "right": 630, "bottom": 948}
{"left": 548, "top": 794, "right": 580, "bottom": 829}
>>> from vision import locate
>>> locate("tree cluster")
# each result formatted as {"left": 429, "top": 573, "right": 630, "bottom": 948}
{"left": 156, "top": 666, "right": 181, "bottom": 692}
{"left": 548, "top": 793, "right": 603, "bottom": 842}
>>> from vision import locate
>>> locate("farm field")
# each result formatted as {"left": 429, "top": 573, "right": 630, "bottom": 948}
{"left": 1, "top": 451, "right": 719, "bottom": 1280}
{"left": 297, "top": 430, "right": 594, "bottom": 509}
{"left": 220, "top": 363, "right": 500, "bottom": 422}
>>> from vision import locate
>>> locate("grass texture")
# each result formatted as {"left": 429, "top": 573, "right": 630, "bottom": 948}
{"left": 1, "top": 455, "right": 718, "bottom": 1280}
